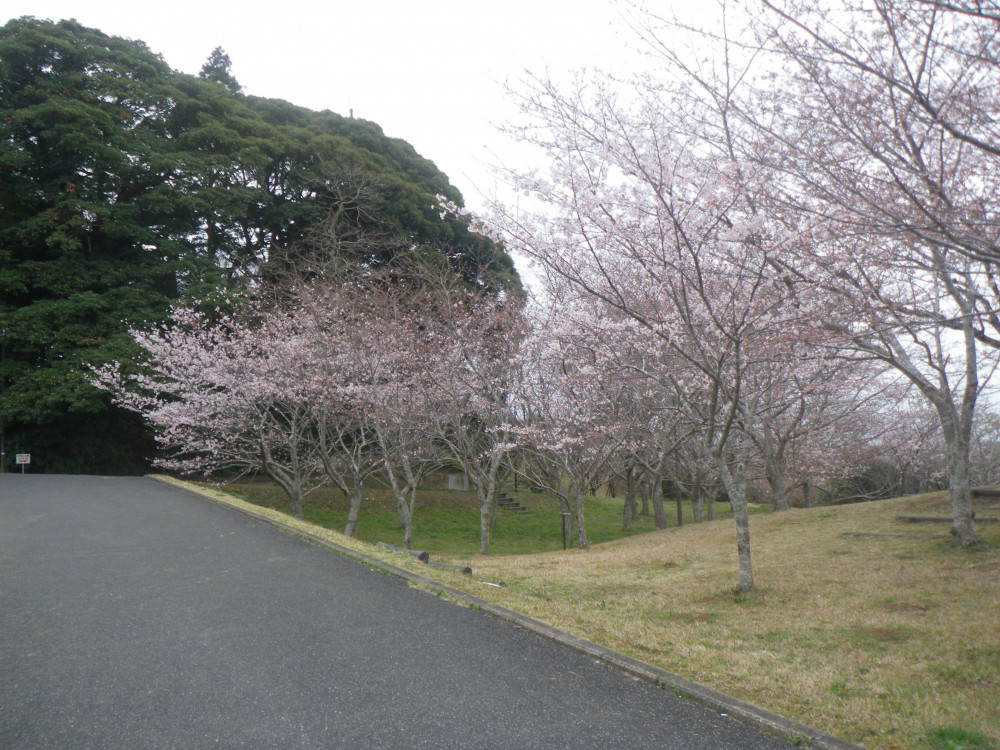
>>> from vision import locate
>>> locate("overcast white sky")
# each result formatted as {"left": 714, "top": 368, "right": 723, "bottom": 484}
{"left": 5, "top": 0, "right": 666, "bottom": 215}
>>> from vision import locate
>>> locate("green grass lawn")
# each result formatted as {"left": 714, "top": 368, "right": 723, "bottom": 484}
{"left": 219, "top": 482, "right": 745, "bottom": 556}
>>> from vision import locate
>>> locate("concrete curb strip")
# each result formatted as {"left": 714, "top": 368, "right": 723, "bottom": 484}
{"left": 150, "top": 475, "right": 863, "bottom": 750}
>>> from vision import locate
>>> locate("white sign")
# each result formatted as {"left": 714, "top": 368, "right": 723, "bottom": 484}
{"left": 16, "top": 454, "right": 30, "bottom": 465}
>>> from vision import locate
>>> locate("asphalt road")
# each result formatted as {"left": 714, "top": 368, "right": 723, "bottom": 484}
{"left": 0, "top": 474, "right": 797, "bottom": 749}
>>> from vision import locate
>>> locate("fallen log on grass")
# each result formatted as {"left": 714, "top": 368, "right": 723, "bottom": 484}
{"left": 428, "top": 561, "right": 473, "bottom": 575}
{"left": 897, "top": 515, "right": 998, "bottom": 524}
{"left": 842, "top": 532, "right": 947, "bottom": 539}
{"left": 375, "top": 542, "right": 430, "bottom": 562}
{"left": 971, "top": 487, "right": 1000, "bottom": 499}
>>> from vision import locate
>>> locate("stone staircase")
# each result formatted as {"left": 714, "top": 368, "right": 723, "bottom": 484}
{"left": 497, "top": 492, "right": 532, "bottom": 515}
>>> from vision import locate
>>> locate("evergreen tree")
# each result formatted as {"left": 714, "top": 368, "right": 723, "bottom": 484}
{"left": 198, "top": 46, "right": 241, "bottom": 94}
{"left": 0, "top": 18, "right": 223, "bottom": 473}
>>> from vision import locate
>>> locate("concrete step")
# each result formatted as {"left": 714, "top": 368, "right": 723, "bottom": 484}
{"left": 497, "top": 494, "right": 532, "bottom": 514}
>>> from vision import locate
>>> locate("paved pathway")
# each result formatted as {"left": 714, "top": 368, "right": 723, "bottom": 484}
{"left": 0, "top": 474, "right": 797, "bottom": 749}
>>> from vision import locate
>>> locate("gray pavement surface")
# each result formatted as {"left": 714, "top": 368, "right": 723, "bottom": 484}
{"left": 1, "top": 474, "right": 799, "bottom": 749}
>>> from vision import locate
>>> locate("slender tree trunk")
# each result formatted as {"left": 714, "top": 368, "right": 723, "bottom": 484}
{"left": 640, "top": 484, "right": 650, "bottom": 517}
{"left": 400, "top": 504, "right": 414, "bottom": 549}
{"left": 477, "top": 465, "right": 502, "bottom": 555}
{"left": 735, "top": 460, "right": 748, "bottom": 509}
{"left": 574, "top": 489, "right": 589, "bottom": 550}
{"left": 384, "top": 464, "right": 406, "bottom": 530}
{"left": 692, "top": 470, "right": 705, "bottom": 523}
{"left": 479, "top": 499, "right": 492, "bottom": 555}
{"left": 803, "top": 482, "right": 813, "bottom": 508}
{"left": 623, "top": 466, "right": 640, "bottom": 530}
{"left": 404, "top": 479, "right": 420, "bottom": 550}
{"left": 384, "top": 461, "right": 416, "bottom": 548}
{"left": 557, "top": 494, "right": 577, "bottom": 549}
{"left": 651, "top": 479, "right": 667, "bottom": 530}
{"left": 392, "top": 477, "right": 415, "bottom": 549}
{"left": 675, "top": 494, "right": 684, "bottom": 527}
{"left": 716, "top": 454, "right": 753, "bottom": 593}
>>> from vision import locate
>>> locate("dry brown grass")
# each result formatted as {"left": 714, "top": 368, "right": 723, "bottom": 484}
{"left": 163, "top": 477, "right": 998, "bottom": 749}
{"left": 435, "top": 494, "right": 1000, "bottom": 750}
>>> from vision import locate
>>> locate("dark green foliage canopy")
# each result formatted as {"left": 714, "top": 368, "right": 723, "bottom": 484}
{"left": 0, "top": 17, "right": 519, "bottom": 474}
{"left": 199, "top": 46, "right": 241, "bottom": 94}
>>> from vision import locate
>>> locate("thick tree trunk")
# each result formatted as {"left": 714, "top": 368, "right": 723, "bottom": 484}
{"left": 947, "top": 437, "right": 979, "bottom": 547}
{"left": 344, "top": 487, "right": 363, "bottom": 537}
{"left": 931, "top": 392, "right": 981, "bottom": 547}
{"left": 285, "top": 486, "right": 303, "bottom": 519}
{"left": 261, "top": 455, "right": 304, "bottom": 520}
{"left": 768, "top": 456, "right": 790, "bottom": 512}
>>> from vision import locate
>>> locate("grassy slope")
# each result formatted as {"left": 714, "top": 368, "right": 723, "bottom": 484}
{"left": 449, "top": 493, "right": 1000, "bottom": 750}
{"left": 223, "top": 483, "right": 752, "bottom": 555}
{"left": 224, "top": 483, "right": 999, "bottom": 749}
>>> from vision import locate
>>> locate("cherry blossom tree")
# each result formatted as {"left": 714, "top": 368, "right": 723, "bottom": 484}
{"left": 741, "top": 0, "right": 999, "bottom": 545}
{"left": 415, "top": 281, "right": 526, "bottom": 556}
{"left": 482, "top": 72, "right": 826, "bottom": 592}
{"left": 967, "top": 403, "right": 1000, "bottom": 487}
{"left": 298, "top": 281, "right": 444, "bottom": 547}
{"left": 97, "top": 305, "right": 325, "bottom": 518}
{"left": 734, "top": 350, "right": 907, "bottom": 510}
{"left": 508, "top": 299, "right": 642, "bottom": 548}
{"left": 610, "top": 0, "right": 999, "bottom": 545}
{"left": 659, "top": 436, "right": 720, "bottom": 523}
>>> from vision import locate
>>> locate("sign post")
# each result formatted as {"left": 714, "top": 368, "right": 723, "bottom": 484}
{"left": 16, "top": 453, "right": 29, "bottom": 474}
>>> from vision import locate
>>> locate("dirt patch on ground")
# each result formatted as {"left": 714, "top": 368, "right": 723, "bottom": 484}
{"left": 850, "top": 626, "right": 912, "bottom": 644}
